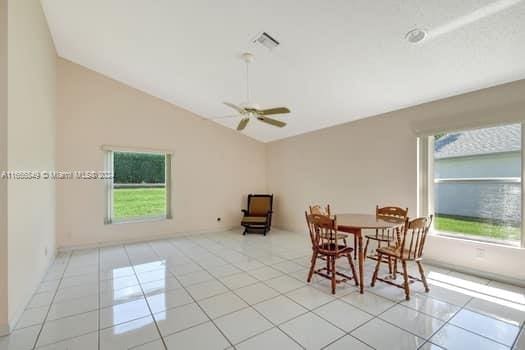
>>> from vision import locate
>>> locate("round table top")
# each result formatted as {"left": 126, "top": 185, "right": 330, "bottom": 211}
{"left": 335, "top": 213, "right": 405, "bottom": 230}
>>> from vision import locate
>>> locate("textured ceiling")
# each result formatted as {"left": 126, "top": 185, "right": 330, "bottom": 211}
{"left": 41, "top": 0, "right": 525, "bottom": 142}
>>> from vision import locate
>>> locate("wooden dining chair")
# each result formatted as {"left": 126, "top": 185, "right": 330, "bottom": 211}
{"left": 363, "top": 206, "right": 408, "bottom": 273}
{"left": 305, "top": 212, "right": 358, "bottom": 294}
{"left": 309, "top": 204, "right": 349, "bottom": 247}
{"left": 371, "top": 215, "right": 433, "bottom": 300}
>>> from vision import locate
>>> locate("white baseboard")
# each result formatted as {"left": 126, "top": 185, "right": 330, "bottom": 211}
{"left": 58, "top": 226, "right": 239, "bottom": 252}
{"left": 424, "top": 258, "right": 525, "bottom": 287}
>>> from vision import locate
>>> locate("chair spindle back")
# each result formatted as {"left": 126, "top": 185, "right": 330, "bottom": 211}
{"left": 376, "top": 206, "right": 408, "bottom": 219}
{"left": 375, "top": 206, "right": 408, "bottom": 244}
{"left": 305, "top": 211, "right": 319, "bottom": 248}
{"left": 398, "top": 215, "right": 433, "bottom": 260}
{"left": 309, "top": 204, "right": 331, "bottom": 216}
{"left": 307, "top": 213, "right": 342, "bottom": 255}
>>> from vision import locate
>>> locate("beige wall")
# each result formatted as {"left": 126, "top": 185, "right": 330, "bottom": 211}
{"left": 56, "top": 58, "right": 267, "bottom": 247}
{"left": 7, "top": 0, "right": 57, "bottom": 326}
{"left": 0, "top": 0, "right": 8, "bottom": 336}
{"left": 1, "top": 4, "right": 524, "bottom": 333}
{"left": 267, "top": 79, "right": 525, "bottom": 282}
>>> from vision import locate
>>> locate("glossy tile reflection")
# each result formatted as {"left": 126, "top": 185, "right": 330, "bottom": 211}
{"left": 1, "top": 229, "right": 523, "bottom": 349}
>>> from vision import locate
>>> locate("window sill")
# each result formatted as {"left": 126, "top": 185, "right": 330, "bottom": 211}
{"left": 106, "top": 216, "right": 171, "bottom": 225}
{"left": 430, "top": 229, "right": 522, "bottom": 249}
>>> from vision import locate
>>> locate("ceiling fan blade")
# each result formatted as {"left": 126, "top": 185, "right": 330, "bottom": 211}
{"left": 257, "top": 116, "right": 286, "bottom": 128}
{"left": 210, "top": 115, "right": 239, "bottom": 120}
{"left": 237, "top": 118, "right": 250, "bottom": 131}
{"left": 256, "top": 107, "right": 291, "bottom": 116}
{"left": 224, "top": 102, "right": 246, "bottom": 114}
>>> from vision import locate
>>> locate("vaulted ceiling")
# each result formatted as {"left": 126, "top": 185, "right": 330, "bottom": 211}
{"left": 41, "top": 0, "right": 525, "bottom": 142}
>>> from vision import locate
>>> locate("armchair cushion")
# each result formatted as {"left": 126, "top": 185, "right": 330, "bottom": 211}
{"left": 241, "top": 216, "right": 268, "bottom": 224}
{"left": 248, "top": 196, "right": 272, "bottom": 216}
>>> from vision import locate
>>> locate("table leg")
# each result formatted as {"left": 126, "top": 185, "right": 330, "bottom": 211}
{"left": 358, "top": 232, "right": 364, "bottom": 294}
{"left": 354, "top": 235, "right": 357, "bottom": 260}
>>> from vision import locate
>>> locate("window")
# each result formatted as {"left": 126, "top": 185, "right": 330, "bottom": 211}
{"left": 422, "top": 123, "right": 522, "bottom": 246}
{"left": 105, "top": 149, "right": 171, "bottom": 223}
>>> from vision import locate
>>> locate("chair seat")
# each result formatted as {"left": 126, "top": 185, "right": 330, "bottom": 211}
{"left": 241, "top": 216, "right": 267, "bottom": 224}
{"left": 376, "top": 246, "right": 415, "bottom": 260}
{"left": 319, "top": 243, "right": 353, "bottom": 255}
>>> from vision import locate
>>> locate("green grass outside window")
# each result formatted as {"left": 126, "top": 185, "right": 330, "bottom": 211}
{"left": 434, "top": 215, "right": 520, "bottom": 242}
{"left": 113, "top": 187, "right": 166, "bottom": 220}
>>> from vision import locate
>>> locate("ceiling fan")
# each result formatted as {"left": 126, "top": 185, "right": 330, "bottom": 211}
{"left": 218, "top": 52, "right": 291, "bottom": 131}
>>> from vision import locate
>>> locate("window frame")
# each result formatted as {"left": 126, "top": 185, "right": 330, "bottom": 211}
{"left": 418, "top": 122, "right": 524, "bottom": 248}
{"left": 104, "top": 147, "right": 172, "bottom": 225}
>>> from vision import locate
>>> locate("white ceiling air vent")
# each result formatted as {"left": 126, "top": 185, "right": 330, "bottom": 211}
{"left": 253, "top": 32, "right": 279, "bottom": 50}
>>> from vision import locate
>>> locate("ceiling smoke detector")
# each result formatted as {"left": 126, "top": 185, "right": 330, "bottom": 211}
{"left": 253, "top": 32, "right": 279, "bottom": 50}
{"left": 405, "top": 28, "right": 427, "bottom": 44}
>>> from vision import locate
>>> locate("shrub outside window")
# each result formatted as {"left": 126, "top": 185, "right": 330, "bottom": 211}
{"left": 105, "top": 149, "right": 171, "bottom": 224}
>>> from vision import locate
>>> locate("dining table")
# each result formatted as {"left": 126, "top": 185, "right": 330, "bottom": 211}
{"left": 336, "top": 213, "right": 405, "bottom": 294}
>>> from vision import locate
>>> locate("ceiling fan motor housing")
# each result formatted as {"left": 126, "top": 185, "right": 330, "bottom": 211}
{"left": 240, "top": 102, "right": 260, "bottom": 110}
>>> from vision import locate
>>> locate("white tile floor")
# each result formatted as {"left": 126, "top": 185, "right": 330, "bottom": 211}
{"left": 1, "top": 229, "right": 524, "bottom": 350}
